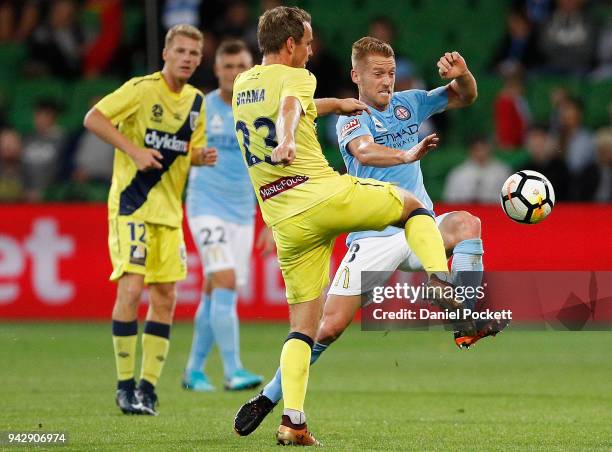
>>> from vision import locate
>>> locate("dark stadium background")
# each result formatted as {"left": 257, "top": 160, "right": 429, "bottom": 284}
{"left": 0, "top": 0, "right": 610, "bottom": 319}
{"left": 1, "top": 2, "right": 611, "bottom": 449}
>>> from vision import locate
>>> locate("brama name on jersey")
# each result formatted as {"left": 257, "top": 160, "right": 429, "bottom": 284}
{"left": 144, "top": 129, "right": 189, "bottom": 153}
{"left": 236, "top": 89, "right": 266, "bottom": 106}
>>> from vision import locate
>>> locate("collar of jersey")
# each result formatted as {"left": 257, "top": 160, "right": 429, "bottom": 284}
{"left": 157, "top": 71, "right": 185, "bottom": 98}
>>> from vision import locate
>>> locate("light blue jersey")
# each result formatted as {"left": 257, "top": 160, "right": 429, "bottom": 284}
{"left": 187, "top": 90, "right": 255, "bottom": 224}
{"left": 336, "top": 87, "right": 448, "bottom": 244}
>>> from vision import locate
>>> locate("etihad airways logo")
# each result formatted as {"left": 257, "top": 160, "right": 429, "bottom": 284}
{"left": 144, "top": 129, "right": 189, "bottom": 153}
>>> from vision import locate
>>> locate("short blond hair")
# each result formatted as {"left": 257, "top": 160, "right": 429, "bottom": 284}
{"left": 164, "top": 24, "right": 204, "bottom": 49}
{"left": 351, "top": 36, "right": 394, "bottom": 67}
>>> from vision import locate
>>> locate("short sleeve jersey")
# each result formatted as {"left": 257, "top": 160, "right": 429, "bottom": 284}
{"left": 232, "top": 64, "right": 344, "bottom": 226}
{"left": 336, "top": 87, "right": 448, "bottom": 244}
{"left": 95, "top": 71, "right": 206, "bottom": 227}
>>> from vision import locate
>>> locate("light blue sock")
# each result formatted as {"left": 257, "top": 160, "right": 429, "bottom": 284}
{"left": 451, "top": 238, "right": 484, "bottom": 312}
{"left": 186, "top": 293, "right": 214, "bottom": 373}
{"left": 262, "top": 342, "right": 328, "bottom": 404}
{"left": 210, "top": 288, "right": 242, "bottom": 379}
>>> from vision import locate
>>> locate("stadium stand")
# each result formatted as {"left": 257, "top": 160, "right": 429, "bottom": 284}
{"left": 0, "top": 0, "right": 610, "bottom": 202}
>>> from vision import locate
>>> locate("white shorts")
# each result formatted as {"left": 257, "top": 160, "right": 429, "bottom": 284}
{"left": 187, "top": 215, "right": 254, "bottom": 288}
{"left": 328, "top": 213, "right": 449, "bottom": 296}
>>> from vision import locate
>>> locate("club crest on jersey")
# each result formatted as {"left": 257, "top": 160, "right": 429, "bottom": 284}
{"left": 341, "top": 118, "right": 361, "bottom": 138}
{"left": 372, "top": 116, "right": 387, "bottom": 132}
{"left": 394, "top": 105, "right": 411, "bottom": 120}
{"left": 210, "top": 114, "right": 224, "bottom": 134}
{"left": 189, "top": 111, "right": 200, "bottom": 131}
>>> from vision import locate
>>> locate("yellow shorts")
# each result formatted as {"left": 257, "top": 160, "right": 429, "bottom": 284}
{"left": 108, "top": 216, "right": 187, "bottom": 284}
{"left": 272, "top": 174, "right": 404, "bottom": 304}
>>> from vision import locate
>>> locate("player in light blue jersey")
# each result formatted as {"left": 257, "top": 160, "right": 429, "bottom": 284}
{"left": 183, "top": 40, "right": 272, "bottom": 392}
{"left": 234, "top": 37, "right": 508, "bottom": 436}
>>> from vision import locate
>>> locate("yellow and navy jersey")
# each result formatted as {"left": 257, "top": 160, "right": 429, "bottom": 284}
{"left": 96, "top": 71, "right": 206, "bottom": 227}
{"left": 232, "top": 64, "right": 344, "bottom": 226}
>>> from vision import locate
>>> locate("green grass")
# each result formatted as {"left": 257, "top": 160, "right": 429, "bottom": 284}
{"left": 1, "top": 323, "right": 611, "bottom": 451}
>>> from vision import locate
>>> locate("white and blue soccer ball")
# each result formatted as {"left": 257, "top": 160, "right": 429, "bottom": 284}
{"left": 500, "top": 170, "right": 555, "bottom": 224}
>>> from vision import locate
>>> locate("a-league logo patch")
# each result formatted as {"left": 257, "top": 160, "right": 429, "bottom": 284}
{"left": 189, "top": 111, "right": 200, "bottom": 131}
{"left": 341, "top": 118, "right": 361, "bottom": 138}
{"left": 152, "top": 104, "right": 163, "bottom": 118}
{"left": 151, "top": 104, "right": 163, "bottom": 123}
{"left": 394, "top": 105, "right": 411, "bottom": 120}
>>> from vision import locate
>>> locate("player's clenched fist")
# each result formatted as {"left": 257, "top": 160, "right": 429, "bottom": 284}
{"left": 192, "top": 147, "right": 218, "bottom": 166}
{"left": 132, "top": 148, "right": 164, "bottom": 171}
{"left": 437, "top": 51, "right": 469, "bottom": 79}
{"left": 271, "top": 140, "right": 296, "bottom": 166}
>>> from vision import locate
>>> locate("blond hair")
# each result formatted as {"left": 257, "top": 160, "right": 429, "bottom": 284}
{"left": 164, "top": 24, "right": 204, "bottom": 49}
{"left": 351, "top": 36, "right": 394, "bottom": 67}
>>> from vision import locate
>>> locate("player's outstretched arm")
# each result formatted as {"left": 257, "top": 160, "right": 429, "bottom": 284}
{"left": 314, "top": 98, "right": 370, "bottom": 117}
{"left": 191, "top": 147, "right": 218, "bottom": 166}
{"left": 347, "top": 133, "right": 439, "bottom": 167}
{"left": 437, "top": 51, "right": 477, "bottom": 109}
{"left": 83, "top": 108, "right": 163, "bottom": 171}
{"left": 271, "top": 96, "right": 302, "bottom": 166}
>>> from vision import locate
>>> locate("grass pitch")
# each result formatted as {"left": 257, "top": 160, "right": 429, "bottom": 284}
{"left": 1, "top": 322, "right": 611, "bottom": 451}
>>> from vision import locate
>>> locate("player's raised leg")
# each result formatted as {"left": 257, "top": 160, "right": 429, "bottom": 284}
{"left": 112, "top": 273, "right": 146, "bottom": 415}
{"left": 439, "top": 211, "right": 508, "bottom": 348}
{"left": 394, "top": 188, "right": 459, "bottom": 300}
{"left": 439, "top": 210, "right": 483, "bottom": 312}
{"left": 136, "top": 282, "right": 176, "bottom": 416}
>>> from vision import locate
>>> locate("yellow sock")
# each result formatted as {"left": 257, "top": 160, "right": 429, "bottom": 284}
{"left": 112, "top": 335, "right": 137, "bottom": 381}
{"left": 140, "top": 322, "right": 171, "bottom": 386}
{"left": 405, "top": 210, "right": 448, "bottom": 273}
{"left": 112, "top": 320, "right": 138, "bottom": 382}
{"left": 280, "top": 337, "right": 312, "bottom": 413}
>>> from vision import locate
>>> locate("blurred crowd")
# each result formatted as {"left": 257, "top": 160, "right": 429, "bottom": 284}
{"left": 472, "top": 0, "right": 612, "bottom": 203}
{"left": 0, "top": 0, "right": 610, "bottom": 203}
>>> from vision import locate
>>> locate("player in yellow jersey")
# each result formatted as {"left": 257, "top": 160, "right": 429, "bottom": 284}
{"left": 232, "top": 6, "right": 464, "bottom": 446}
{"left": 83, "top": 24, "right": 217, "bottom": 416}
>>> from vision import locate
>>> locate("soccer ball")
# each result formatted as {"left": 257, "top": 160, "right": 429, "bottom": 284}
{"left": 500, "top": 170, "right": 555, "bottom": 224}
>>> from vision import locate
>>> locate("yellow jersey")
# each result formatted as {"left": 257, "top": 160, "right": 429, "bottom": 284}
{"left": 232, "top": 64, "right": 344, "bottom": 226}
{"left": 96, "top": 71, "right": 206, "bottom": 227}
